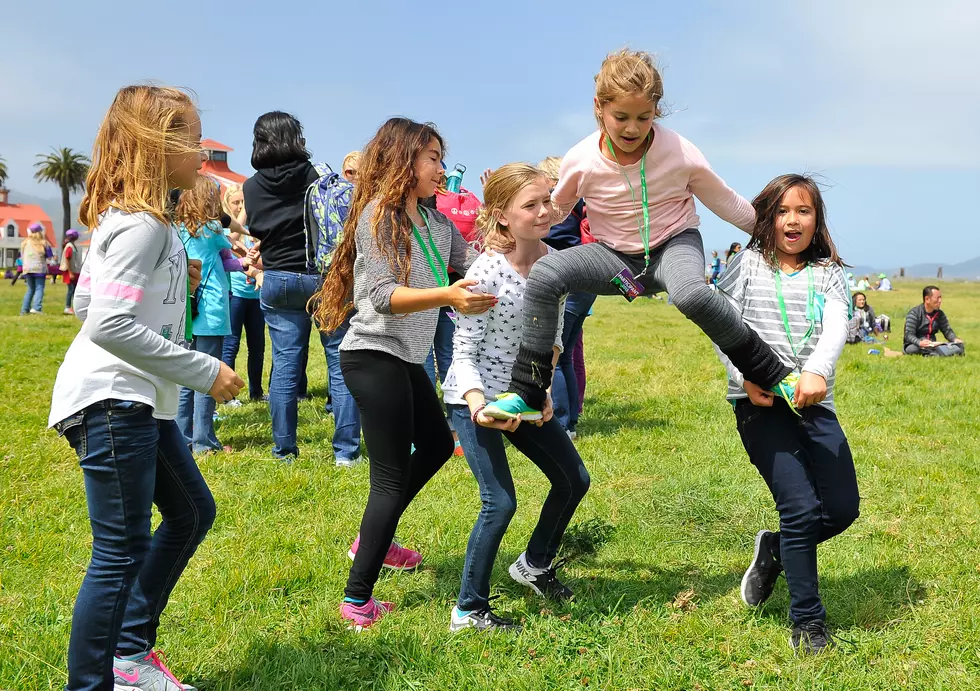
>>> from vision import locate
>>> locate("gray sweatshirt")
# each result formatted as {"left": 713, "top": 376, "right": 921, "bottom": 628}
{"left": 341, "top": 200, "right": 475, "bottom": 364}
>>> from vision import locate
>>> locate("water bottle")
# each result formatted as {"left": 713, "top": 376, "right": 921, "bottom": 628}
{"left": 868, "top": 349, "right": 882, "bottom": 355}
{"left": 445, "top": 164, "right": 466, "bottom": 193}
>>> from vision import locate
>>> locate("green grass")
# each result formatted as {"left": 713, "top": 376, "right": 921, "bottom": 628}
{"left": 2, "top": 279, "right": 980, "bottom": 690}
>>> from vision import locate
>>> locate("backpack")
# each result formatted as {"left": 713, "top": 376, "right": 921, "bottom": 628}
{"left": 435, "top": 188, "right": 481, "bottom": 244}
{"left": 304, "top": 162, "right": 354, "bottom": 274}
{"left": 60, "top": 241, "right": 83, "bottom": 275}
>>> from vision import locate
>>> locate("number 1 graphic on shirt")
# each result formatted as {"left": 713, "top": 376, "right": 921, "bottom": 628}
{"left": 164, "top": 252, "right": 185, "bottom": 305}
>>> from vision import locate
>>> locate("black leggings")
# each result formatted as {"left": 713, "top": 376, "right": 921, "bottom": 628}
{"left": 340, "top": 349, "right": 455, "bottom": 601}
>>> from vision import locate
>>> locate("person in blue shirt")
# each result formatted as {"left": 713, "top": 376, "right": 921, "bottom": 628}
{"left": 176, "top": 176, "right": 248, "bottom": 453}
{"left": 220, "top": 184, "right": 268, "bottom": 404}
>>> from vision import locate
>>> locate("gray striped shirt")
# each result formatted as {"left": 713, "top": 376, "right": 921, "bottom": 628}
{"left": 341, "top": 200, "right": 475, "bottom": 364}
{"left": 717, "top": 249, "right": 850, "bottom": 411}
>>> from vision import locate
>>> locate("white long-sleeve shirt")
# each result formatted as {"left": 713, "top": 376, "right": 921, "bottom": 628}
{"left": 442, "top": 250, "right": 564, "bottom": 406}
{"left": 49, "top": 209, "right": 220, "bottom": 426}
{"left": 714, "top": 249, "right": 850, "bottom": 412}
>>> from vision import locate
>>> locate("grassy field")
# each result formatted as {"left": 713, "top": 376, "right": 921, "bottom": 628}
{"left": 1, "top": 278, "right": 979, "bottom": 690}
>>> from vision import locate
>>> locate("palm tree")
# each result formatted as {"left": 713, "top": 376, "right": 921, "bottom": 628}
{"left": 34, "top": 148, "right": 90, "bottom": 234}
{"left": 0, "top": 156, "right": 8, "bottom": 189}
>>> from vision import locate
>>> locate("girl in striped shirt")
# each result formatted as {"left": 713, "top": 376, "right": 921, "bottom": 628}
{"left": 716, "top": 174, "right": 859, "bottom": 656}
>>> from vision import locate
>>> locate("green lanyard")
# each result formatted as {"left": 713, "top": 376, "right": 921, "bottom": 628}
{"left": 411, "top": 207, "right": 449, "bottom": 288}
{"left": 605, "top": 135, "right": 651, "bottom": 275}
{"left": 774, "top": 265, "right": 815, "bottom": 358}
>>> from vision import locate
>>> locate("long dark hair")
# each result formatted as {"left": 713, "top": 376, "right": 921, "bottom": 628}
{"left": 250, "top": 111, "right": 310, "bottom": 169}
{"left": 313, "top": 117, "right": 445, "bottom": 332}
{"left": 748, "top": 173, "right": 843, "bottom": 269}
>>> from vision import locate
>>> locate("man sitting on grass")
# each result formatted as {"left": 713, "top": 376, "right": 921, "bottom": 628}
{"left": 904, "top": 286, "right": 965, "bottom": 357}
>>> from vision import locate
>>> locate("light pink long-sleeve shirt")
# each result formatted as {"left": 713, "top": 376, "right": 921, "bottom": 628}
{"left": 552, "top": 124, "right": 756, "bottom": 254}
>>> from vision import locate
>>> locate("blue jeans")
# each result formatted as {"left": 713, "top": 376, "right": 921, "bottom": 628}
{"left": 423, "top": 306, "right": 456, "bottom": 387}
{"left": 55, "top": 400, "right": 216, "bottom": 691}
{"left": 260, "top": 270, "right": 319, "bottom": 458}
{"left": 553, "top": 292, "right": 596, "bottom": 431}
{"left": 177, "top": 335, "right": 225, "bottom": 453}
{"left": 21, "top": 274, "right": 45, "bottom": 313}
{"left": 223, "top": 295, "right": 266, "bottom": 400}
{"left": 448, "top": 404, "right": 590, "bottom": 612}
{"left": 320, "top": 315, "right": 361, "bottom": 462}
{"left": 734, "top": 399, "right": 860, "bottom": 624}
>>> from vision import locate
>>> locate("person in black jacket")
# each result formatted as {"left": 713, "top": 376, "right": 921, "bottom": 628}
{"left": 242, "top": 111, "right": 320, "bottom": 459}
{"left": 904, "top": 286, "right": 965, "bottom": 357}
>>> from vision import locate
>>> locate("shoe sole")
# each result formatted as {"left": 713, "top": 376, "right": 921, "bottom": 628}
{"left": 484, "top": 409, "right": 543, "bottom": 422}
{"left": 335, "top": 460, "right": 361, "bottom": 468}
{"left": 740, "top": 530, "right": 768, "bottom": 607}
{"left": 347, "top": 549, "right": 422, "bottom": 571}
{"left": 509, "top": 562, "right": 545, "bottom": 597}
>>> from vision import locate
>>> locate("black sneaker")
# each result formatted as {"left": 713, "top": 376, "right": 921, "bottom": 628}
{"left": 450, "top": 605, "right": 521, "bottom": 632}
{"left": 509, "top": 553, "right": 573, "bottom": 601}
{"left": 740, "top": 530, "right": 782, "bottom": 607}
{"left": 791, "top": 619, "right": 834, "bottom": 655}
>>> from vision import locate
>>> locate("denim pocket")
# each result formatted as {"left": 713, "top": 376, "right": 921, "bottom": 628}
{"left": 733, "top": 399, "right": 763, "bottom": 430}
{"left": 55, "top": 412, "right": 88, "bottom": 458}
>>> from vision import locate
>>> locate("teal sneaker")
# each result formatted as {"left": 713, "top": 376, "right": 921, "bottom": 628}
{"left": 772, "top": 372, "right": 801, "bottom": 415}
{"left": 481, "top": 393, "right": 542, "bottom": 421}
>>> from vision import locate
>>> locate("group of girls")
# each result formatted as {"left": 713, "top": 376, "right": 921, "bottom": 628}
{"left": 49, "top": 47, "right": 860, "bottom": 690}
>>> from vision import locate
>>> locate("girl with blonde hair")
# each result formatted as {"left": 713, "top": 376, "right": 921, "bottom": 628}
{"left": 19, "top": 223, "right": 53, "bottom": 314}
{"left": 484, "top": 48, "right": 793, "bottom": 420}
{"left": 48, "top": 85, "right": 243, "bottom": 691}
{"left": 441, "top": 163, "right": 590, "bottom": 632}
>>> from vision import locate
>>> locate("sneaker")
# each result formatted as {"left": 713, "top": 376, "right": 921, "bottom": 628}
{"left": 790, "top": 619, "right": 834, "bottom": 655}
{"left": 567, "top": 430, "right": 577, "bottom": 441}
{"left": 29, "top": 309, "right": 42, "bottom": 314}
{"left": 453, "top": 441, "right": 465, "bottom": 457}
{"left": 450, "top": 605, "right": 521, "bottom": 633}
{"left": 348, "top": 534, "right": 423, "bottom": 570}
{"left": 64, "top": 307, "right": 74, "bottom": 315}
{"left": 740, "top": 530, "right": 782, "bottom": 607}
{"left": 509, "top": 552, "right": 573, "bottom": 600}
{"left": 340, "top": 597, "right": 394, "bottom": 631}
{"left": 223, "top": 399, "right": 243, "bottom": 408}
{"left": 112, "top": 650, "right": 196, "bottom": 691}
{"left": 482, "top": 393, "right": 542, "bottom": 421}
{"left": 772, "top": 372, "right": 801, "bottom": 414}
{"left": 335, "top": 455, "right": 362, "bottom": 468}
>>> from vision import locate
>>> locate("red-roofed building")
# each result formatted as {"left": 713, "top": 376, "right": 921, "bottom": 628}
{"left": 0, "top": 188, "right": 57, "bottom": 268}
{"left": 200, "top": 139, "right": 248, "bottom": 191}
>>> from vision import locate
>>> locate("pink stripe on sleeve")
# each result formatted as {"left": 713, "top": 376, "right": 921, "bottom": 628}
{"left": 96, "top": 281, "right": 144, "bottom": 303}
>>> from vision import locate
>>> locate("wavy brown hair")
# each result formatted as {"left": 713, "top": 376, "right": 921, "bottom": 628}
{"left": 80, "top": 85, "right": 199, "bottom": 228}
{"left": 175, "top": 175, "right": 222, "bottom": 237}
{"left": 748, "top": 173, "right": 844, "bottom": 270}
{"left": 313, "top": 118, "right": 445, "bottom": 332}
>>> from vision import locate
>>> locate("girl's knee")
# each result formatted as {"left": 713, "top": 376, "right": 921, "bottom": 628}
{"left": 670, "top": 280, "right": 715, "bottom": 317}
{"left": 573, "top": 466, "right": 591, "bottom": 500}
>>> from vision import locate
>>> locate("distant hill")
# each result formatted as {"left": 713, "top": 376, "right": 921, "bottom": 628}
{"left": 850, "top": 256, "right": 980, "bottom": 281}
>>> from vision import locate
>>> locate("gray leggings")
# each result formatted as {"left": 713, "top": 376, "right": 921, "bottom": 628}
{"left": 511, "top": 230, "right": 788, "bottom": 408}
{"left": 520, "top": 230, "right": 749, "bottom": 352}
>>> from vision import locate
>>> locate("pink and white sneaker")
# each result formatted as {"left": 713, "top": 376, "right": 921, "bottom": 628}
{"left": 113, "top": 649, "right": 196, "bottom": 691}
{"left": 340, "top": 597, "right": 395, "bottom": 631}
{"left": 347, "top": 535, "right": 423, "bottom": 570}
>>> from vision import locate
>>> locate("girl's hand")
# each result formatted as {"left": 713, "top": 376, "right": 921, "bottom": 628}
{"left": 209, "top": 362, "right": 244, "bottom": 404}
{"left": 743, "top": 380, "right": 774, "bottom": 407}
{"left": 241, "top": 256, "right": 253, "bottom": 270}
{"left": 534, "top": 393, "right": 554, "bottom": 426}
{"left": 476, "top": 410, "right": 521, "bottom": 432}
{"left": 188, "top": 259, "right": 203, "bottom": 294}
{"left": 794, "top": 372, "right": 827, "bottom": 408}
{"left": 448, "top": 279, "right": 497, "bottom": 315}
{"left": 480, "top": 168, "right": 493, "bottom": 187}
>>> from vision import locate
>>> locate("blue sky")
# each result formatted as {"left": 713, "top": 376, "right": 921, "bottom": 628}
{"left": 3, "top": 0, "right": 977, "bottom": 267}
